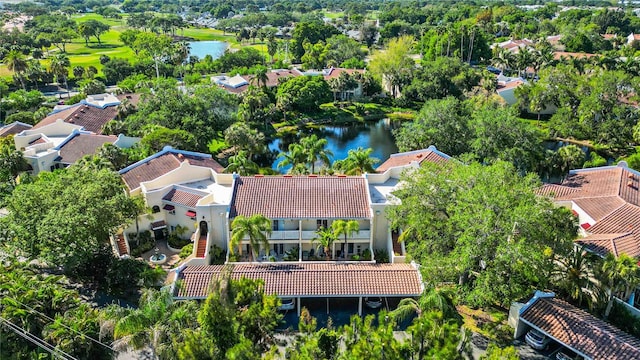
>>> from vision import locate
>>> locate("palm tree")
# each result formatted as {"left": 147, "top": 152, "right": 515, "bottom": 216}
{"left": 333, "top": 147, "right": 379, "bottom": 175}
{"left": 596, "top": 253, "right": 640, "bottom": 319}
{"left": 551, "top": 247, "right": 596, "bottom": 308}
{"left": 277, "top": 143, "right": 307, "bottom": 174}
{"left": 558, "top": 145, "right": 586, "bottom": 175}
{"left": 4, "top": 50, "right": 28, "bottom": 89}
{"left": 313, "top": 226, "right": 338, "bottom": 259}
{"left": 226, "top": 150, "right": 259, "bottom": 175}
{"left": 229, "top": 214, "right": 272, "bottom": 261}
{"left": 49, "top": 53, "right": 70, "bottom": 98}
{"left": 300, "top": 134, "right": 333, "bottom": 174}
{"left": 389, "top": 287, "right": 458, "bottom": 323}
{"left": 73, "top": 66, "right": 85, "bottom": 80}
{"left": 492, "top": 47, "right": 514, "bottom": 74}
{"left": 331, "top": 219, "right": 359, "bottom": 259}
{"left": 108, "top": 288, "right": 177, "bottom": 359}
{"left": 251, "top": 66, "right": 269, "bottom": 88}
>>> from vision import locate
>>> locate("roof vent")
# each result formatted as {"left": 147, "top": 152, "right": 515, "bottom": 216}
{"left": 628, "top": 181, "right": 634, "bottom": 187}
{"left": 416, "top": 154, "right": 423, "bottom": 158}
{"left": 629, "top": 174, "right": 635, "bottom": 179}
{"left": 308, "top": 174, "right": 318, "bottom": 178}
{"left": 177, "top": 153, "right": 184, "bottom": 160}
{"left": 74, "top": 114, "right": 80, "bottom": 118}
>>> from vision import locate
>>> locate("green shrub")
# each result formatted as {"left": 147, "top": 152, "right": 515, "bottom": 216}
{"left": 609, "top": 301, "right": 640, "bottom": 337}
{"left": 5, "top": 111, "right": 36, "bottom": 126}
{"left": 168, "top": 233, "right": 190, "bottom": 249}
{"left": 284, "top": 246, "right": 299, "bottom": 261}
{"left": 66, "top": 92, "right": 87, "bottom": 105}
{"left": 179, "top": 244, "right": 193, "bottom": 259}
{"left": 374, "top": 249, "right": 390, "bottom": 263}
{"left": 209, "top": 244, "right": 225, "bottom": 264}
{"left": 129, "top": 231, "right": 155, "bottom": 257}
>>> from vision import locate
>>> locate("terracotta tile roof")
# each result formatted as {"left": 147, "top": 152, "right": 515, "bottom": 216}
{"left": 576, "top": 233, "right": 640, "bottom": 258}
{"left": 57, "top": 133, "right": 117, "bottom": 164}
{"left": 323, "top": 68, "right": 364, "bottom": 81}
{"left": 496, "top": 80, "right": 524, "bottom": 92}
{"left": 539, "top": 166, "right": 640, "bottom": 258}
{"left": 116, "top": 93, "right": 141, "bottom": 107}
{"left": 553, "top": 51, "right": 597, "bottom": 61}
{"left": 520, "top": 296, "right": 640, "bottom": 360}
{"left": 573, "top": 196, "right": 626, "bottom": 221}
{"left": 28, "top": 136, "right": 46, "bottom": 145}
{"left": 175, "top": 263, "right": 422, "bottom": 299}
{"left": 536, "top": 184, "right": 580, "bottom": 198}
{"left": 162, "top": 188, "right": 205, "bottom": 208}
{"left": 120, "top": 150, "right": 224, "bottom": 191}
{"left": 588, "top": 204, "right": 640, "bottom": 234}
{"left": 229, "top": 176, "right": 371, "bottom": 219}
{"left": 0, "top": 121, "right": 32, "bottom": 138}
{"left": 34, "top": 104, "right": 117, "bottom": 134}
{"left": 376, "top": 147, "right": 450, "bottom": 173}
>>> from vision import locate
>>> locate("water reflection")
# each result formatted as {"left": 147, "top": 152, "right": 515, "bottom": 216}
{"left": 269, "top": 119, "right": 399, "bottom": 173}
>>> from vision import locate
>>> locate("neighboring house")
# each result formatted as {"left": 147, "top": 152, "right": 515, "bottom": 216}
{"left": 553, "top": 51, "right": 598, "bottom": 61}
{"left": 212, "top": 69, "right": 303, "bottom": 94}
{"left": 538, "top": 163, "right": 640, "bottom": 307}
{"left": 511, "top": 291, "right": 640, "bottom": 360}
{"left": 118, "top": 146, "right": 451, "bottom": 306}
{"left": 212, "top": 67, "right": 364, "bottom": 99}
{"left": 496, "top": 76, "right": 526, "bottom": 106}
{"left": 492, "top": 38, "right": 534, "bottom": 54}
{"left": 12, "top": 93, "right": 140, "bottom": 174}
{"left": 0, "top": 121, "right": 32, "bottom": 138}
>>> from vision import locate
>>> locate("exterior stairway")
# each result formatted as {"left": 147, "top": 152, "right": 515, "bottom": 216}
{"left": 391, "top": 231, "right": 403, "bottom": 256}
{"left": 116, "top": 234, "right": 128, "bottom": 256}
{"left": 195, "top": 234, "right": 207, "bottom": 258}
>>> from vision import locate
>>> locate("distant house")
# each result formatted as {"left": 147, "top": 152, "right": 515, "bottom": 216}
{"left": 212, "top": 69, "right": 303, "bottom": 94}
{"left": 511, "top": 291, "right": 640, "bottom": 360}
{"left": 492, "top": 39, "right": 534, "bottom": 54}
{"left": 12, "top": 93, "right": 140, "bottom": 174}
{"left": 628, "top": 33, "right": 640, "bottom": 45}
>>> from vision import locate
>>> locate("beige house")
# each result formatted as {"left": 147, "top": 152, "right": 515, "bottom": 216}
{"left": 117, "top": 146, "right": 451, "bottom": 266}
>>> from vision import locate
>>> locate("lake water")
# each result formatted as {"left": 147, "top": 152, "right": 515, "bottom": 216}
{"left": 188, "top": 41, "right": 228, "bottom": 60}
{"left": 269, "top": 118, "right": 399, "bottom": 173}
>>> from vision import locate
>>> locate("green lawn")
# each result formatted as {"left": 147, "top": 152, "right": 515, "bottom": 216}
{"left": 0, "top": 14, "right": 249, "bottom": 79}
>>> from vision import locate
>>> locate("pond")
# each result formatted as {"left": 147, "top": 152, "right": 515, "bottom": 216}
{"left": 188, "top": 41, "right": 228, "bottom": 60}
{"left": 269, "top": 118, "right": 399, "bottom": 173}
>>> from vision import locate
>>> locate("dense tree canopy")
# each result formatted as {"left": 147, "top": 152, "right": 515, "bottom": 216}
{"left": 389, "top": 161, "right": 577, "bottom": 307}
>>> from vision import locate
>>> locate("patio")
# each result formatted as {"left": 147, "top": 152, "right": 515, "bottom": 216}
{"left": 140, "top": 240, "right": 181, "bottom": 269}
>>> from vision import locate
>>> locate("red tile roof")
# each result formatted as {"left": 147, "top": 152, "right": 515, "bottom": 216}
{"left": 323, "top": 68, "right": 364, "bottom": 80}
{"left": 496, "top": 80, "right": 524, "bottom": 92}
{"left": 520, "top": 296, "right": 640, "bottom": 360}
{"left": 120, "top": 150, "right": 224, "bottom": 191}
{"left": 57, "top": 133, "right": 117, "bottom": 164}
{"left": 539, "top": 166, "right": 640, "bottom": 258}
{"left": 175, "top": 263, "right": 422, "bottom": 299}
{"left": 0, "top": 121, "right": 32, "bottom": 138}
{"left": 34, "top": 104, "right": 117, "bottom": 134}
{"left": 376, "top": 147, "right": 450, "bottom": 173}
{"left": 576, "top": 233, "right": 640, "bottom": 258}
{"left": 229, "top": 176, "right": 371, "bottom": 219}
{"left": 553, "top": 51, "right": 597, "bottom": 61}
{"left": 162, "top": 188, "right": 205, "bottom": 208}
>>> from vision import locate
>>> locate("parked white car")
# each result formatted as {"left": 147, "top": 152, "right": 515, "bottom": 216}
{"left": 556, "top": 349, "right": 578, "bottom": 360}
{"left": 525, "top": 329, "right": 551, "bottom": 350}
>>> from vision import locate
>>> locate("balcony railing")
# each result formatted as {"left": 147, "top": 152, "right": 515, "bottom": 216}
{"left": 241, "top": 230, "right": 371, "bottom": 241}
{"left": 301, "top": 230, "right": 371, "bottom": 240}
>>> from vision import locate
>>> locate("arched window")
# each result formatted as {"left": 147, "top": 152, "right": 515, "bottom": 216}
{"left": 152, "top": 205, "right": 160, "bottom": 213}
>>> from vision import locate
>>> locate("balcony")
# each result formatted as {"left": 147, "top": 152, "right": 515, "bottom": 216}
{"left": 301, "top": 230, "right": 371, "bottom": 241}
{"left": 240, "top": 230, "right": 371, "bottom": 242}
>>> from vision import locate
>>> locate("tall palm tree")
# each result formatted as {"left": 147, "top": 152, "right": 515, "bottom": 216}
{"left": 333, "top": 147, "right": 379, "bottom": 175}
{"left": 277, "top": 143, "right": 307, "bottom": 174}
{"left": 251, "top": 66, "right": 269, "bottom": 88}
{"left": 313, "top": 226, "right": 338, "bottom": 259}
{"left": 331, "top": 219, "right": 359, "bottom": 259}
{"left": 73, "top": 66, "right": 85, "bottom": 80}
{"left": 49, "top": 53, "right": 71, "bottom": 98}
{"left": 229, "top": 214, "right": 272, "bottom": 261}
{"left": 558, "top": 145, "right": 585, "bottom": 175}
{"left": 492, "top": 47, "right": 514, "bottom": 74}
{"left": 4, "top": 50, "right": 28, "bottom": 89}
{"left": 300, "top": 134, "right": 333, "bottom": 174}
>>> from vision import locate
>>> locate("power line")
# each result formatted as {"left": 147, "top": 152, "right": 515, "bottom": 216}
{"left": 0, "top": 296, "right": 116, "bottom": 353}
{"left": 0, "top": 316, "right": 78, "bottom": 360}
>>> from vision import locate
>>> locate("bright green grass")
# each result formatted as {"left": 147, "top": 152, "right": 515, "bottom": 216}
{"left": 1, "top": 14, "right": 243, "bottom": 78}
{"left": 323, "top": 11, "right": 345, "bottom": 19}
